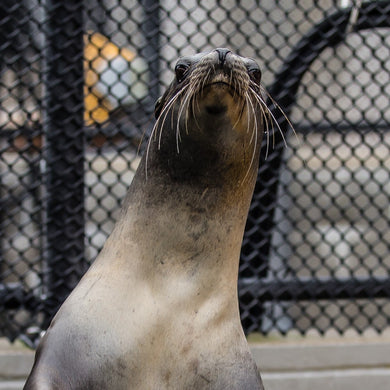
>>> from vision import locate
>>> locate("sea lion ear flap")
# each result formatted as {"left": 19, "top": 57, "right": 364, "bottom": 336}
{"left": 154, "top": 96, "right": 163, "bottom": 119}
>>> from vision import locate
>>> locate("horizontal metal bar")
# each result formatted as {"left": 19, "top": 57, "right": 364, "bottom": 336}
{"left": 1, "top": 276, "right": 389, "bottom": 314}
{"left": 239, "top": 277, "right": 390, "bottom": 301}
{"left": 1, "top": 122, "right": 390, "bottom": 150}
{"left": 294, "top": 123, "right": 390, "bottom": 134}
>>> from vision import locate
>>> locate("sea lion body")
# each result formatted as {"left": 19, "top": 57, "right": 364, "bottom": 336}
{"left": 24, "top": 49, "right": 265, "bottom": 389}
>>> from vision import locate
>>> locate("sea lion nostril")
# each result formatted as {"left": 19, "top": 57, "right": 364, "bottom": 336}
{"left": 215, "top": 48, "right": 232, "bottom": 66}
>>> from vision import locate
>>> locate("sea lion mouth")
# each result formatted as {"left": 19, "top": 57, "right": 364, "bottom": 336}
{"left": 202, "top": 81, "right": 237, "bottom": 115}
{"left": 205, "top": 80, "right": 239, "bottom": 96}
{"left": 207, "top": 81, "right": 231, "bottom": 88}
{"left": 194, "top": 66, "right": 248, "bottom": 99}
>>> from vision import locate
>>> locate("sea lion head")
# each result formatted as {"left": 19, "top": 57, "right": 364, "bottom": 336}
{"left": 147, "top": 49, "right": 266, "bottom": 187}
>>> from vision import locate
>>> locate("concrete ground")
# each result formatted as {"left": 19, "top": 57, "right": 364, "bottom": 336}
{"left": 1, "top": 334, "right": 390, "bottom": 389}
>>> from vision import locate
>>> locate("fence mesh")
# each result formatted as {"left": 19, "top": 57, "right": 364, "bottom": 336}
{"left": 1, "top": 0, "right": 390, "bottom": 344}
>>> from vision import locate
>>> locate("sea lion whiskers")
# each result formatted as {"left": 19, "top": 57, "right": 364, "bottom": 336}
{"left": 199, "top": 66, "right": 212, "bottom": 95}
{"left": 145, "top": 84, "right": 189, "bottom": 176}
{"left": 159, "top": 86, "right": 187, "bottom": 148}
{"left": 188, "top": 80, "right": 198, "bottom": 129}
{"left": 251, "top": 81, "right": 299, "bottom": 155}
{"left": 164, "top": 91, "right": 186, "bottom": 137}
{"left": 247, "top": 83, "right": 272, "bottom": 159}
{"left": 247, "top": 94, "right": 258, "bottom": 146}
{"left": 260, "top": 96, "right": 288, "bottom": 150}
{"left": 192, "top": 67, "right": 212, "bottom": 129}
{"left": 191, "top": 89, "right": 203, "bottom": 132}
{"left": 249, "top": 88, "right": 289, "bottom": 153}
{"left": 230, "top": 67, "right": 238, "bottom": 101}
{"left": 230, "top": 69, "right": 252, "bottom": 130}
{"left": 263, "top": 87, "right": 299, "bottom": 144}
{"left": 250, "top": 91, "right": 279, "bottom": 152}
{"left": 240, "top": 90, "right": 259, "bottom": 185}
{"left": 178, "top": 73, "right": 207, "bottom": 146}
{"left": 232, "top": 101, "right": 247, "bottom": 130}
{"left": 175, "top": 83, "right": 198, "bottom": 152}
{"left": 245, "top": 90, "right": 253, "bottom": 137}
{"left": 183, "top": 79, "right": 200, "bottom": 134}
{"left": 263, "top": 104, "right": 271, "bottom": 160}
{"left": 174, "top": 72, "right": 204, "bottom": 136}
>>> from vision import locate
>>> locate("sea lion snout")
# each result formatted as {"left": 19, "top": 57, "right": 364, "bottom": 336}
{"left": 152, "top": 49, "right": 266, "bottom": 156}
{"left": 214, "top": 47, "right": 232, "bottom": 65}
{"left": 196, "top": 49, "right": 250, "bottom": 87}
{"left": 155, "top": 49, "right": 263, "bottom": 121}
{"left": 184, "top": 51, "right": 250, "bottom": 117}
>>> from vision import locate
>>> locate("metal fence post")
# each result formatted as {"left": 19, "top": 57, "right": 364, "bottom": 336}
{"left": 42, "top": 1, "right": 86, "bottom": 325}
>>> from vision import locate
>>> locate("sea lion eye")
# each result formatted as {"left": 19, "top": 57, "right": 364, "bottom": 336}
{"left": 175, "top": 63, "right": 189, "bottom": 83}
{"left": 248, "top": 68, "right": 261, "bottom": 84}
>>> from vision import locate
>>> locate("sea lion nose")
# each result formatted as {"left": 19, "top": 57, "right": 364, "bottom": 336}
{"left": 215, "top": 48, "right": 231, "bottom": 66}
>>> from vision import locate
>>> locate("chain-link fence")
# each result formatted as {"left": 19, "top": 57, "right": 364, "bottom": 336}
{"left": 1, "top": 0, "right": 390, "bottom": 345}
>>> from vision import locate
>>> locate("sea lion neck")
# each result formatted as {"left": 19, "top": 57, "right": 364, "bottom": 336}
{"left": 110, "top": 150, "right": 258, "bottom": 285}
{"left": 128, "top": 138, "right": 258, "bottom": 214}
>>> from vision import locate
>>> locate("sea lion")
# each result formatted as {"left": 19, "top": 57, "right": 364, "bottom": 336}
{"left": 24, "top": 48, "right": 266, "bottom": 389}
